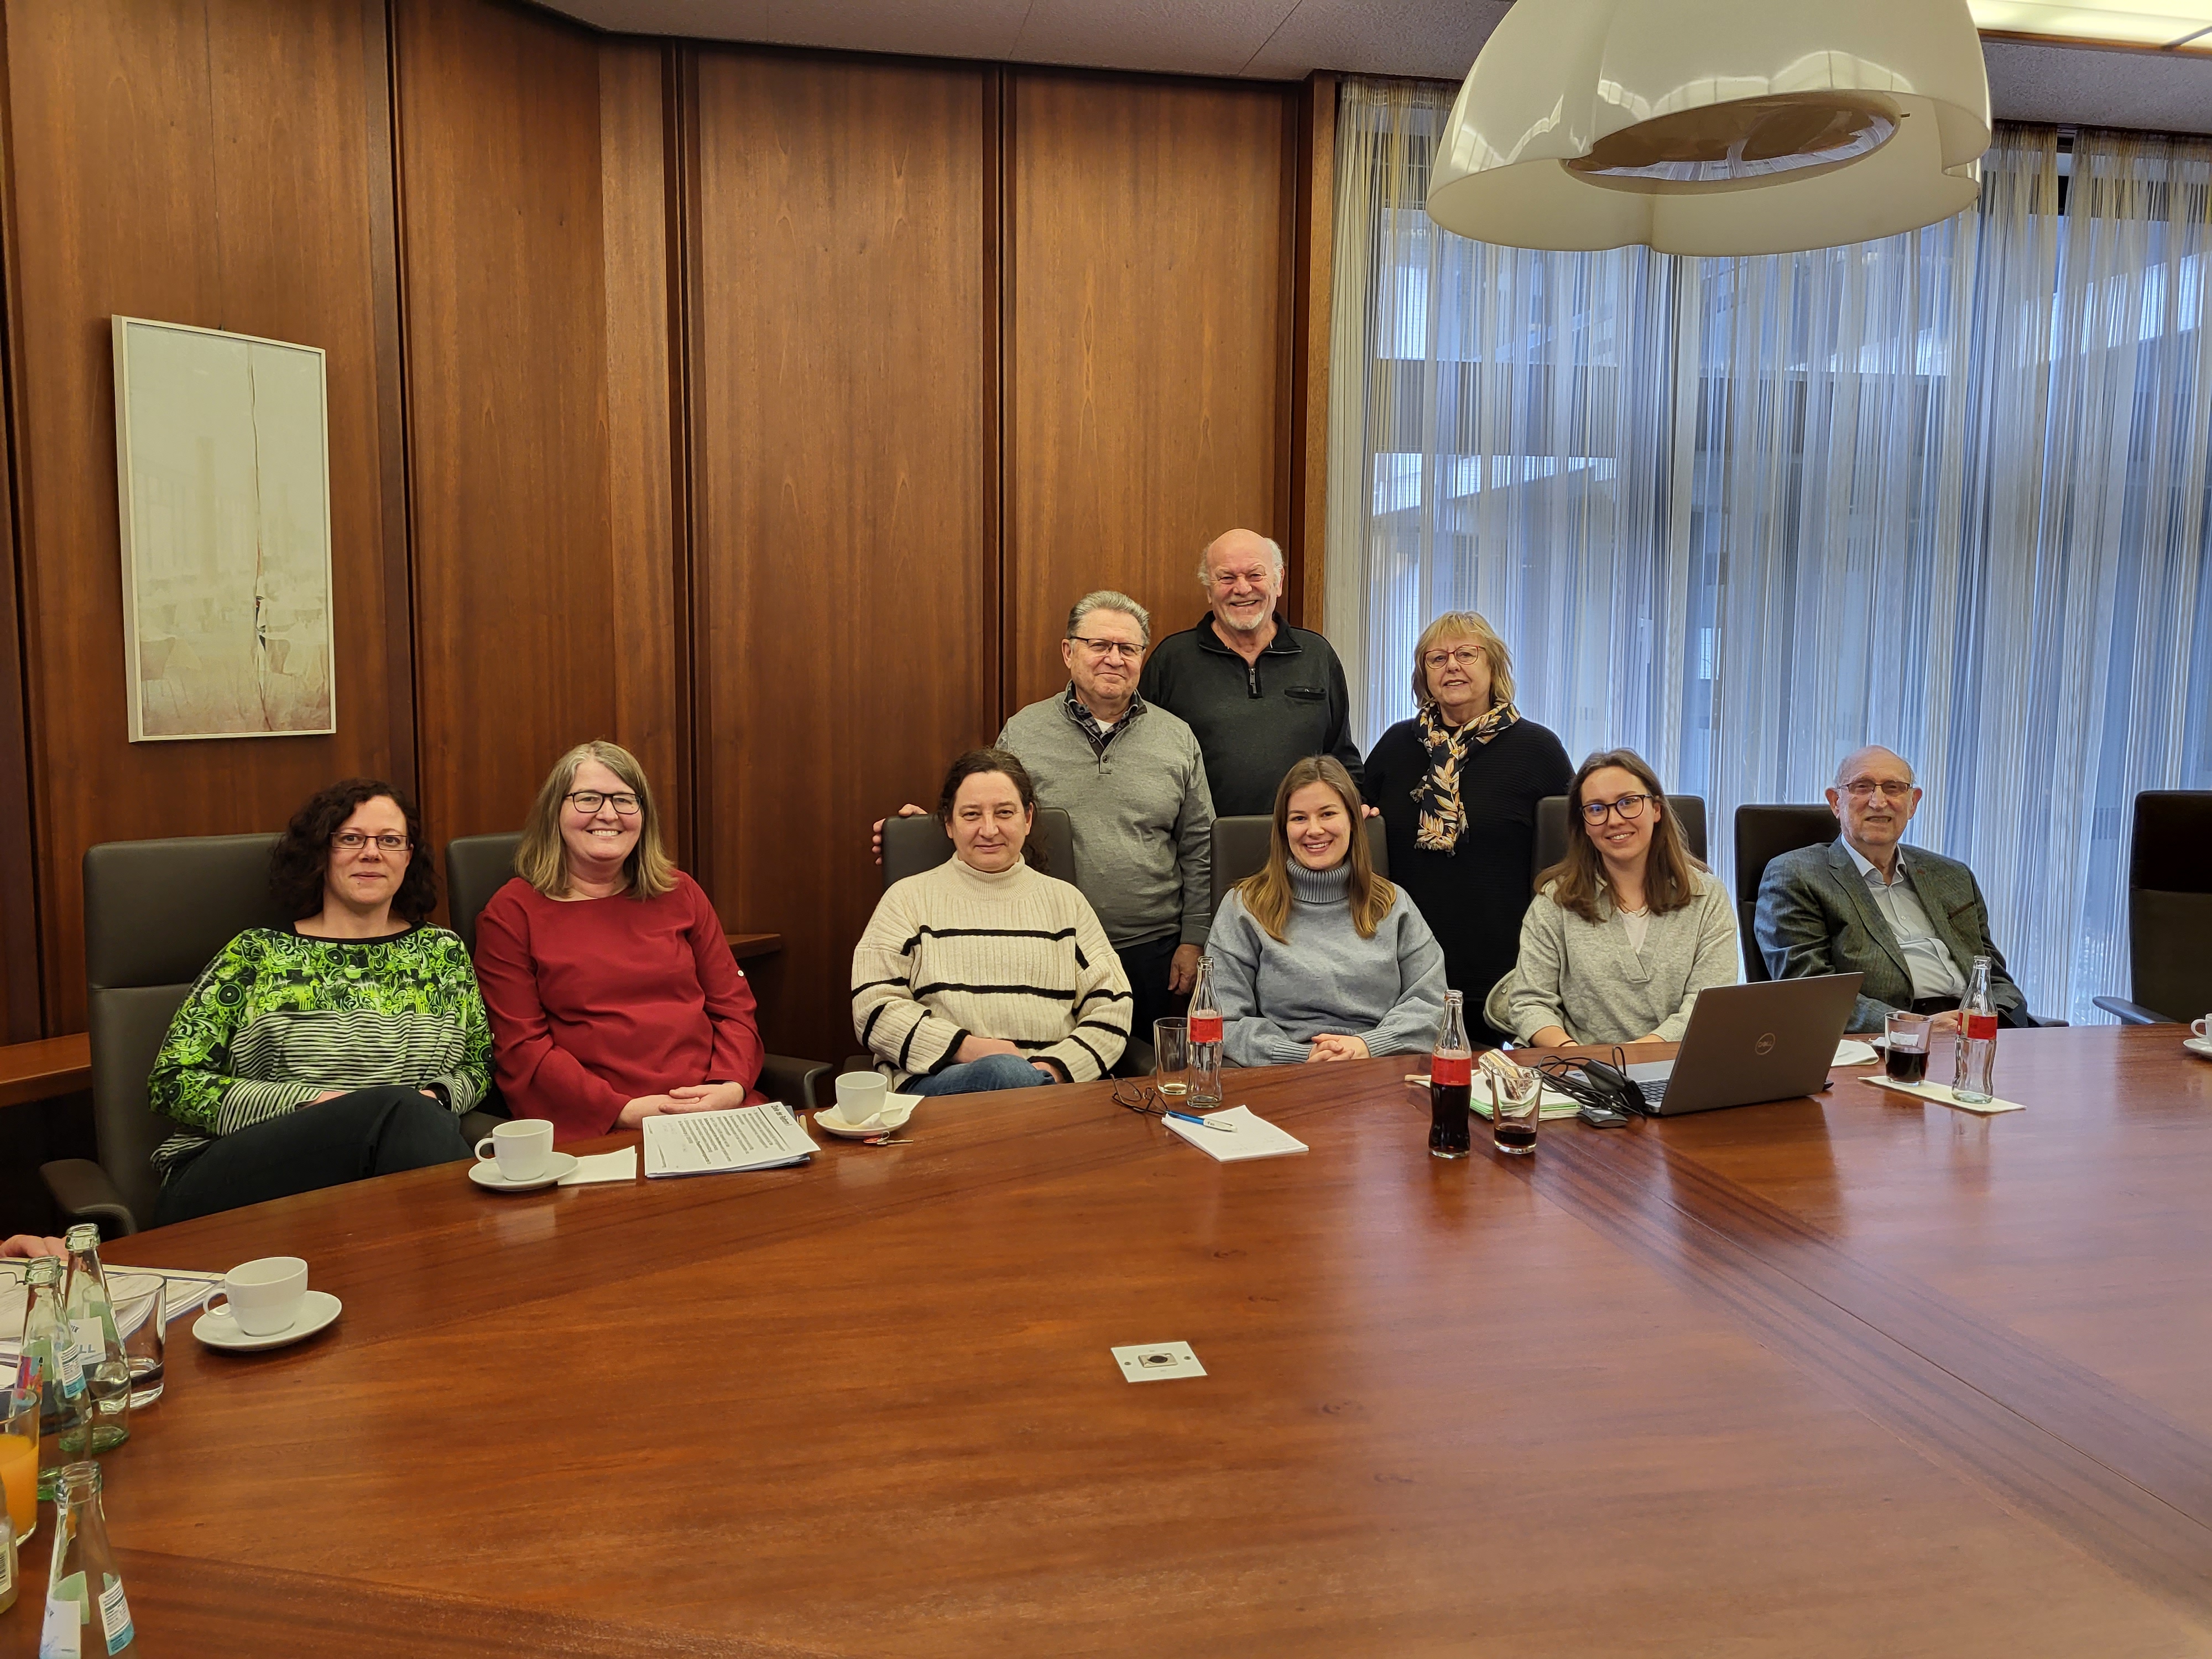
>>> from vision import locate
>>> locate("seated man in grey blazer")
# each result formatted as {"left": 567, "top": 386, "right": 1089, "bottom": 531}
{"left": 1755, "top": 745, "right": 2030, "bottom": 1035}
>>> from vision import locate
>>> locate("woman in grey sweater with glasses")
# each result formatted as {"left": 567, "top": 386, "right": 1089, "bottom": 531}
{"left": 1485, "top": 748, "right": 1738, "bottom": 1047}
{"left": 1205, "top": 757, "right": 1448, "bottom": 1067}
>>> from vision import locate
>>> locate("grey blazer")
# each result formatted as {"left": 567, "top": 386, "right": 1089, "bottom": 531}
{"left": 1754, "top": 841, "right": 2026, "bottom": 1032}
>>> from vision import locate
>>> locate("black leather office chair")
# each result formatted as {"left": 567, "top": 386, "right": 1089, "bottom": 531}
{"left": 42, "top": 837, "right": 292, "bottom": 1233}
{"left": 1531, "top": 795, "right": 1708, "bottom": 891}
{"left": 445, "top": 832, "right": 523, "bottom": 954}
{"left": 880, "top": 809, "right": 1077, "bottom": 889}
{"left": 446, "top": 831, "right": 831, "bottom": 1107}
{"left": 2094, "top": 791, "right": 2212, "bottom": 1024}
{"left": 1732, "top": 805, "right": 1840, "bottom": 982}
{"left": 1208, "top": 816, "right": 1390, "bottom": 918}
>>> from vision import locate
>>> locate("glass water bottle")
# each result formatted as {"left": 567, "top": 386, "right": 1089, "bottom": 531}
{"left": 15, "top": 1258, "right": 91, "bottom": 1500}
{"left": 1187, "top": 956, "right": 1223, "bottom": 1108}
{"left": 1952, "top": 956, "right": 1998, "bottom": 1106}
{"left": 61, "top": 1228, "right": 129, "bottom": 1454}
{"left": 41, "top": 1462, "right": 133, "bottom": 1656}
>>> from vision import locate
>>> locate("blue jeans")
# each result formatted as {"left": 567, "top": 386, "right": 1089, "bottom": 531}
{"left": 903, "top": 1053, "right": 1059, "bottom": 1096}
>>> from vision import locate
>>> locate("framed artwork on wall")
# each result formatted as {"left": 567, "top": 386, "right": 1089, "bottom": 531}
{"left": 111, "top": 316, "right": 337, "bottom": 742}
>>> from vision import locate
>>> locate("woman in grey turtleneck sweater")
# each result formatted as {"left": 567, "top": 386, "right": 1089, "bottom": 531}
{"left": 1205, "top": 757, "right": 1448, "bottom": 1068}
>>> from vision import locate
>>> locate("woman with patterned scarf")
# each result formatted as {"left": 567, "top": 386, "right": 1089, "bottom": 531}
{"left": 1364, "top": 613, "right": 1572, "bottom": 1046}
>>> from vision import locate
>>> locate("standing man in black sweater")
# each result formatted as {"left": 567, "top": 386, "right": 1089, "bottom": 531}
{"left": 1138, "top": 529, "right": 1365, "bottom": 819}
{"left": 1363, "top": 612, "right": 1573, "bottom": 1045}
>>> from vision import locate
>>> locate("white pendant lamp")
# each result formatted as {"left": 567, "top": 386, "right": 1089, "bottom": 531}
{"left": 1427, "top": 0, "right": 1992, "bottom": 256}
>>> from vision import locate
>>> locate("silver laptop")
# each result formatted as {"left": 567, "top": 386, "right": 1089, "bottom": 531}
{"left": 1626, "top": 974, "right": 1863, "bottom": 1116}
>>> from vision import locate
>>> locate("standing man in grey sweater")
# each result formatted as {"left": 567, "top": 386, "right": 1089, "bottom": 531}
{"left": 875, "top": 591, "right": 1214, "bottom": 1046}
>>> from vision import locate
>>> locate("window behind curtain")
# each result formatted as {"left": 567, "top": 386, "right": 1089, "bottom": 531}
{"left": 1324, "top": 80, "right": 2212, "bottom": 1023}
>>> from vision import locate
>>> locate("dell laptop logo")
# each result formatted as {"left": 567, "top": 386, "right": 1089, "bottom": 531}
{"left": 1755, "top": 1032, "right": 1777, "bottom": 1056}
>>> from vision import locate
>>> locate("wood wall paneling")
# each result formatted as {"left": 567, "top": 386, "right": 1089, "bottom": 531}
{"left": 690, "top": 50, "right": 997, "bottom": 1063}
{"left": 0, "top": 0, "right": 406, "bottom": 1031}
{"left": 392, "top": 0, "right": 683, "bottom": 859}
{"left": 1005, "top": 72, "right": 1295, "bottom": 713}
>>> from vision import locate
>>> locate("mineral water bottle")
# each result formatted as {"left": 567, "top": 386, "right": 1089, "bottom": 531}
{"left": 61, "top": 1228, "right": 129, "bottom": 1454}
{"left": 41, "top": 1462, "right": 133, "bottom": 1656}
{"left": 16, "top": 1258, "right": 91, "bottom": 1501}
{"left": 1187, "top": 956, "right": 1223, "bottom": 1108}
{"left": 1952, "top": 956, "right": 1997, "bottom": 1105}
{"left": 1428, "top": 992, "right": 1473, "bottom": 1160}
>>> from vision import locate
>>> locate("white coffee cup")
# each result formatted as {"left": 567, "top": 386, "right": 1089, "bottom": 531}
{"left": 476, "top": 1118, "right": 554, "bottom": 1182}
{"left": 205, "top": 1256, "right": 309, "bottom": 1338}
{"left": 833, "top": 1072, "right": 887, "bottom": 1128}
{"left": 2194, "top": 1016, "right": 2209, "bottom": 1041}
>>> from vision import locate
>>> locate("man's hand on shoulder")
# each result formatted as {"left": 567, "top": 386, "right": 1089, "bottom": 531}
{"left": 870, "top": 804, "right": 928, "bottom": 865}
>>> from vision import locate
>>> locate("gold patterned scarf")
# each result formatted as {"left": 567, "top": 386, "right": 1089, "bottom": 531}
{"left": 1412, "top": 700, "right": 1520, "bottom": 853}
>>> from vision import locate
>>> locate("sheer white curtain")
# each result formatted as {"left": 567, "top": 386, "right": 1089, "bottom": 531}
{"left": 1326, "top": 79, "right": 2212, "bottom": 1022}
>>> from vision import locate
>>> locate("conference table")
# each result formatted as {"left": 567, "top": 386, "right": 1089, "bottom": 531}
{"left": 8, "top": 1026, "right": 2212, "bottom": 1656}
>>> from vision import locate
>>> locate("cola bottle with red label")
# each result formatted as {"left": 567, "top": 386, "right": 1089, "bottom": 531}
{"left": 1952, "top": 955, "right": 1997, "bottom": 1105}
{"left": 1187, "top": 956, "right": 1223, "bottom": 1108}
{"left": 1429, "top": 991, "right": 1473, "bottom": 1159}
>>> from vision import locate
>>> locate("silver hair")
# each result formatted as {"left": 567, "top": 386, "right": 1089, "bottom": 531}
{"left": 1195, "top": 533, "right": 1286, "bottom": 587}
{"left": 1834, "top": 745, "right": 1915, "bottom": 788}
{"left": 1065, "top": 589, "right": 1152, "bottom": 647}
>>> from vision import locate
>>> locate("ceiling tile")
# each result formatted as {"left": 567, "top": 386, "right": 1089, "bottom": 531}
{"left": 1008, "top": 0, "right": 1299, "bottom": 77}
{"left": 1243, "top": 0, "right": 1512, "bottom": 81}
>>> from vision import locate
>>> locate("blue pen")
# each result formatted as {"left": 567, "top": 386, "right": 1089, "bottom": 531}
{"left": 1166, "top": 1109, "right": 1235, "bottom": 1132}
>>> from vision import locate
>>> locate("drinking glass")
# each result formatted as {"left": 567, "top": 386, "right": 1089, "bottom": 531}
{"left": 1884, "top": 1010, "right": 1933, "bottom": 1085}
{"left": 1489, "top": 1065, "right": 1542, "bottom": 1156}
{"left": 0, "top": 1385, "right": 36, "bottom": 1545}
{"left": 108, "top": 1274, "right": 166, "bottom": 1409}
{"left": 1153, "top": 1019, "right": 1191, "bottom": 1101}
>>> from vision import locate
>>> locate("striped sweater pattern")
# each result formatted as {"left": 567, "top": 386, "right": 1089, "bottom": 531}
{"left": 851, "top": 858, "right": 1132, "bottom": 1087}
{"left": 148, "top": 925, "right": 492, "bottom": 1180}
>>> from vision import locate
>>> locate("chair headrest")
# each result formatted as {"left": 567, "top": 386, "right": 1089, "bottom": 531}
{"left": 84, "top": 835, "right": 290, "bottom": 990}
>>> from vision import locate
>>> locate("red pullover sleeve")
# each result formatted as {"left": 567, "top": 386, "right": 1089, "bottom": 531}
{"left": 683, "top": 877, "right": 765, "bottom": 1091}
{"left": 474, "top": 883, "right": 632, "bottom": 1142}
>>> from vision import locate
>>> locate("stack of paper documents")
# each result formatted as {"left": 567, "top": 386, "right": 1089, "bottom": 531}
{"left": 643, "top": 1102, "right": 817, "bottom": 1178}
{"left": 1162, "top": 1105, "right": 1307, "bottom": 1162}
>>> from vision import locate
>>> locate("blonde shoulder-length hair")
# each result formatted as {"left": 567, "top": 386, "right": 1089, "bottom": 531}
{"left": 1235, "top": 756, "right": 1396, "bottom": 942}
{"left": 1410, "top": 611, "right": 1515, "bottom": 712}
{"left": 516, "top": 740, "right": 678, "bottom": 900}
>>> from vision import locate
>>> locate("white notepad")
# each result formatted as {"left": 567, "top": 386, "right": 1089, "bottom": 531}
{"left": 643, "top": 1102, "right": 817, "bottom": 1177}
{"left": 1162, "top": 1105, "right": 1308, "bottom": 1162}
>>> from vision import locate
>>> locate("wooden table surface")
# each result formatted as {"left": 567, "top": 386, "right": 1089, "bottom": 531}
{"left": 8, "top": 1026, "right": 2212, "bottom": 1656}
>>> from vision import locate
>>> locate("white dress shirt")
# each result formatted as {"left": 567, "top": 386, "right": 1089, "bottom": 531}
{"left": 1843, "top": 841, "right": 1966, "bottom": 999}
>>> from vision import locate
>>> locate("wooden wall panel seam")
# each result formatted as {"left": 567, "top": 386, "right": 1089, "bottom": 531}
{"left": 369, "top": 0, "right": 420, "bottom": 810}
{"left": 0, "top": 0, "right": 51, "bottom": 1039}
{"left": 1290, "top": 70, "right": 1337, "bottom": 635}
{"left": 670, "top": 43, "right": 709, "bottom": 894}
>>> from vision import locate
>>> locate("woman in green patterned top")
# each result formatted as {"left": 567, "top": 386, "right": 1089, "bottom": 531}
{"left": 149, "top": 779, "right": 492, "bottom": 1226}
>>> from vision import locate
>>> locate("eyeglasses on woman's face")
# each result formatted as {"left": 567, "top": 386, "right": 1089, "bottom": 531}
{"left": 566, "top": 791, "right": 641, "bottom": 816}
{"left": 1422, "top": 646, "right": 1485, "bottom": 672}
{"left": 331, "top": 832, "right": 411, "bottom": 853}
{"left": 1579, "top": 793, "right": 1655, "bottom": 825}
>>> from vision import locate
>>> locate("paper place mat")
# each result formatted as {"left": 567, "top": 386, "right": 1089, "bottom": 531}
{"left": 1164, "top": 1105, "right": 1307, "bottom": 1161}
{"left": 559, "top": 1146, "right": 637, "bottom": 1186}
{"left": 1857, "top": 1076, "right": 2025, "bottom": 1115}
{"left": 1470, "top": 1084, "right": 1583, "bottom": 1121}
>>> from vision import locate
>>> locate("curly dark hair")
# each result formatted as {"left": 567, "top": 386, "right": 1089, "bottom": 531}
{"left": 270, "top": 778, "right": 437, "bottom": 924}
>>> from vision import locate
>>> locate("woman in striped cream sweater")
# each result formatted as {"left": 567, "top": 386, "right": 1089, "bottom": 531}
{"left": 852, "top": 750, "right": 1131, "bottom": 1094}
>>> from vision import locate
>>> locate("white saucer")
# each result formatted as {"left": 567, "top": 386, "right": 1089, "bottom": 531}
{"left": 468, "top": 1151, "right": 580, "bottom": 1192}
{"left": 815, "top": 1100, "right": 916, "bottom": 1139}
{"left": 2185, "top": 1036, "right": 2212, "bottom": 1061}
{"left": 193, "top": 1290, "right": 342, "bottom": 1353}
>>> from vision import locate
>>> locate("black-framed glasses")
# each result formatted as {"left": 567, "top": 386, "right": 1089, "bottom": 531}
{"left": 1067, "top": 635, "right": 1143, "bottom": 662}
{"left": 1113, "top": 1080, "right": 1168, "bottom": 1118}
{"left": 1580, "top": 794, "right": 1654, "bottom": 826}
{"left": 331, "top": 832, "right": 410, "bottom": 853}
{"left": 566, "top": 790, "right": 641, "bottom": 816}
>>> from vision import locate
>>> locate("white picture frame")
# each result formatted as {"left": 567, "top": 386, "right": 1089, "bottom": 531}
{"left": 111, "top": 316, "right": 337, "bottom": 742}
